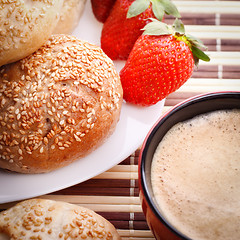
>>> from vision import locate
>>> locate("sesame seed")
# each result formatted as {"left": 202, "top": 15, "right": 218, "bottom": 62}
{"left": 43, "top": 137, "right": 48, "bottom": 145}
{"left": 47, "top": 110, "right": 53, "bottom": 115}
{"left": 74, "top": 134, "right": 81, "bottom": 142}
{"left": 40, "top": 147, "right": 44, "bottom": 153}
{"left": 59, "top": 120, "right": 65, "bottom": 126}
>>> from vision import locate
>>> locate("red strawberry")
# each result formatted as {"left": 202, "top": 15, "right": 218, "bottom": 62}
{"left": 101, "top": 0, "right": 180, "bottom": 60}
{"left": 91, "top": 0, "right": 117, "bottom": 23}
{"left": 120, "top": 19, "right": 210, "bottom": 106}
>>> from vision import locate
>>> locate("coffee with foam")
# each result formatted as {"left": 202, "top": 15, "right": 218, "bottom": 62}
{"left": 151, "top": 109, "right": 240, "bottom": 240}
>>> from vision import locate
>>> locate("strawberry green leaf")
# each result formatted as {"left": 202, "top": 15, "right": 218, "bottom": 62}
{"left": 172, "top": 18, "right": 185, "bottom": 34}
{"left": 151, "top": 0, "right": 165, "bottom": 20}
{"left": 127, "top": 0, "right": 151, "bottom": 18}
{"left": 192, "top": 45, "right": 211, "bottom": 64}
{"left": 142, "top": 19, "right": 172, "bottom": 35}
{"left": 186, "top": 34, "right": 207, "bottom": 49}
{"left": 160, "top": 0, "right": 181, "bottom": 18}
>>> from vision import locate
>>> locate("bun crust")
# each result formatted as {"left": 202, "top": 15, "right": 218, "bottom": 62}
{"left": 53, "top": 0, "right": 87, "bottom": 34}
{"left": 0, "top": 34, "right": 123, "bottom": 173}
{"left": 0, "top": 0, "right": 63, "bottom": 67}
{"left": 0, "top": 198, "right": 121, "bottom": 239}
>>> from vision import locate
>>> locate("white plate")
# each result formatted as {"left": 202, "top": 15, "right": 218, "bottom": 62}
{"left": 0, "top": 1, "right": 165, "bottom": 204}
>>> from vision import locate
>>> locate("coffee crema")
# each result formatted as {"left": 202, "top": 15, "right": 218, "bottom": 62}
{"left": 151, "top": 109, "right": 240, "bottom": 240}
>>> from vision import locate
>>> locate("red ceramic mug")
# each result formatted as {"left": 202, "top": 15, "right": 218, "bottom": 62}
{"left": 138, "top": 91, "right": 240, "bottom": 240}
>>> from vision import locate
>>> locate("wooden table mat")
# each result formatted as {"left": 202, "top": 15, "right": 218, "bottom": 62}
{"left": 1, "top": 1, "right": 240, "bottom": 239}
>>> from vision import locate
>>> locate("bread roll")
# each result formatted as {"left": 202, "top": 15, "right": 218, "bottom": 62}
{"left": 53, "top": 0, "right": 87, "bottom": 34}
{"left": 0, "top": 0, "right": 63, "bottom": 67}
{"left": 0, "top": 34, "right": 123, "bottom": 173}
{"left": 0, "top": 198, "right": 121, "bottom": 239}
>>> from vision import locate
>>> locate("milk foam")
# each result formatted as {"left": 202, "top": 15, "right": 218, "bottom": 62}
{"left": 151, "top": 109, "right": 240, "bottom": 240}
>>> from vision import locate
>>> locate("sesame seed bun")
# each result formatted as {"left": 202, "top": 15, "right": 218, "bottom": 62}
{"left": 0, "top": 198, "right": 121, "bottom": 239}
{"left": 0, "top": 34, "right": 123, "bottom": 174}
{"left": 53, "top": 0, "right": 87, "bottom": 34}
{"left": 0, "top": 0, "right": 63, "bottom": 67}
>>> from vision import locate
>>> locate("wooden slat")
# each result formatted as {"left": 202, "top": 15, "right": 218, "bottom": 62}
{"left": 41, "top": 195, "right": 140, "bottom": 205}
{"left": 174, "top": 1, "right": 240, "bottom": 14}
{"left": 185, "top": 26, "right": 240, "bottom": 39}
{"left": 93, "top": 171, "right": 138, "bottom": 180}
{"left": 119, "top": 230, "right": 154, "bottom": 238}
{"left": 106, "top": 165, "right": 138, "bottom": 173}
{"left": 195, "top": 51, "right": 240, "bottom": 65}
{"left": 175, "top": 85, "right": 240, "bottom": 92}
{"left": 73, "top": 204, "right": 142, "bottom": 213}
{"left": 185, "top": 78, "right": 240, "bottom": 86}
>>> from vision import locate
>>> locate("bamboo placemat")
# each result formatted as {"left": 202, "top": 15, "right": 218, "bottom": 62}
{"left": 1, "top": 1, "right": 240, "bottom": 239}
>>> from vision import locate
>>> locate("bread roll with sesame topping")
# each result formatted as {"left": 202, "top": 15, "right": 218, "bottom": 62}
{"left": 53, "top": 0, "right": 87, "bottom": 34}
{"left": 0, "top": 198, "right": 121, "bottom": 239}
{"left": 0, "top": 0, "right": 64, "bottom": 67}
{"left": 0, "top": 34, "right": 123, "bottom": 173}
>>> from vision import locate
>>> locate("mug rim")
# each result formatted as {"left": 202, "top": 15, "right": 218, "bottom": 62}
{"left": 139, "top": 91, "right": 240, "bottom": 240}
